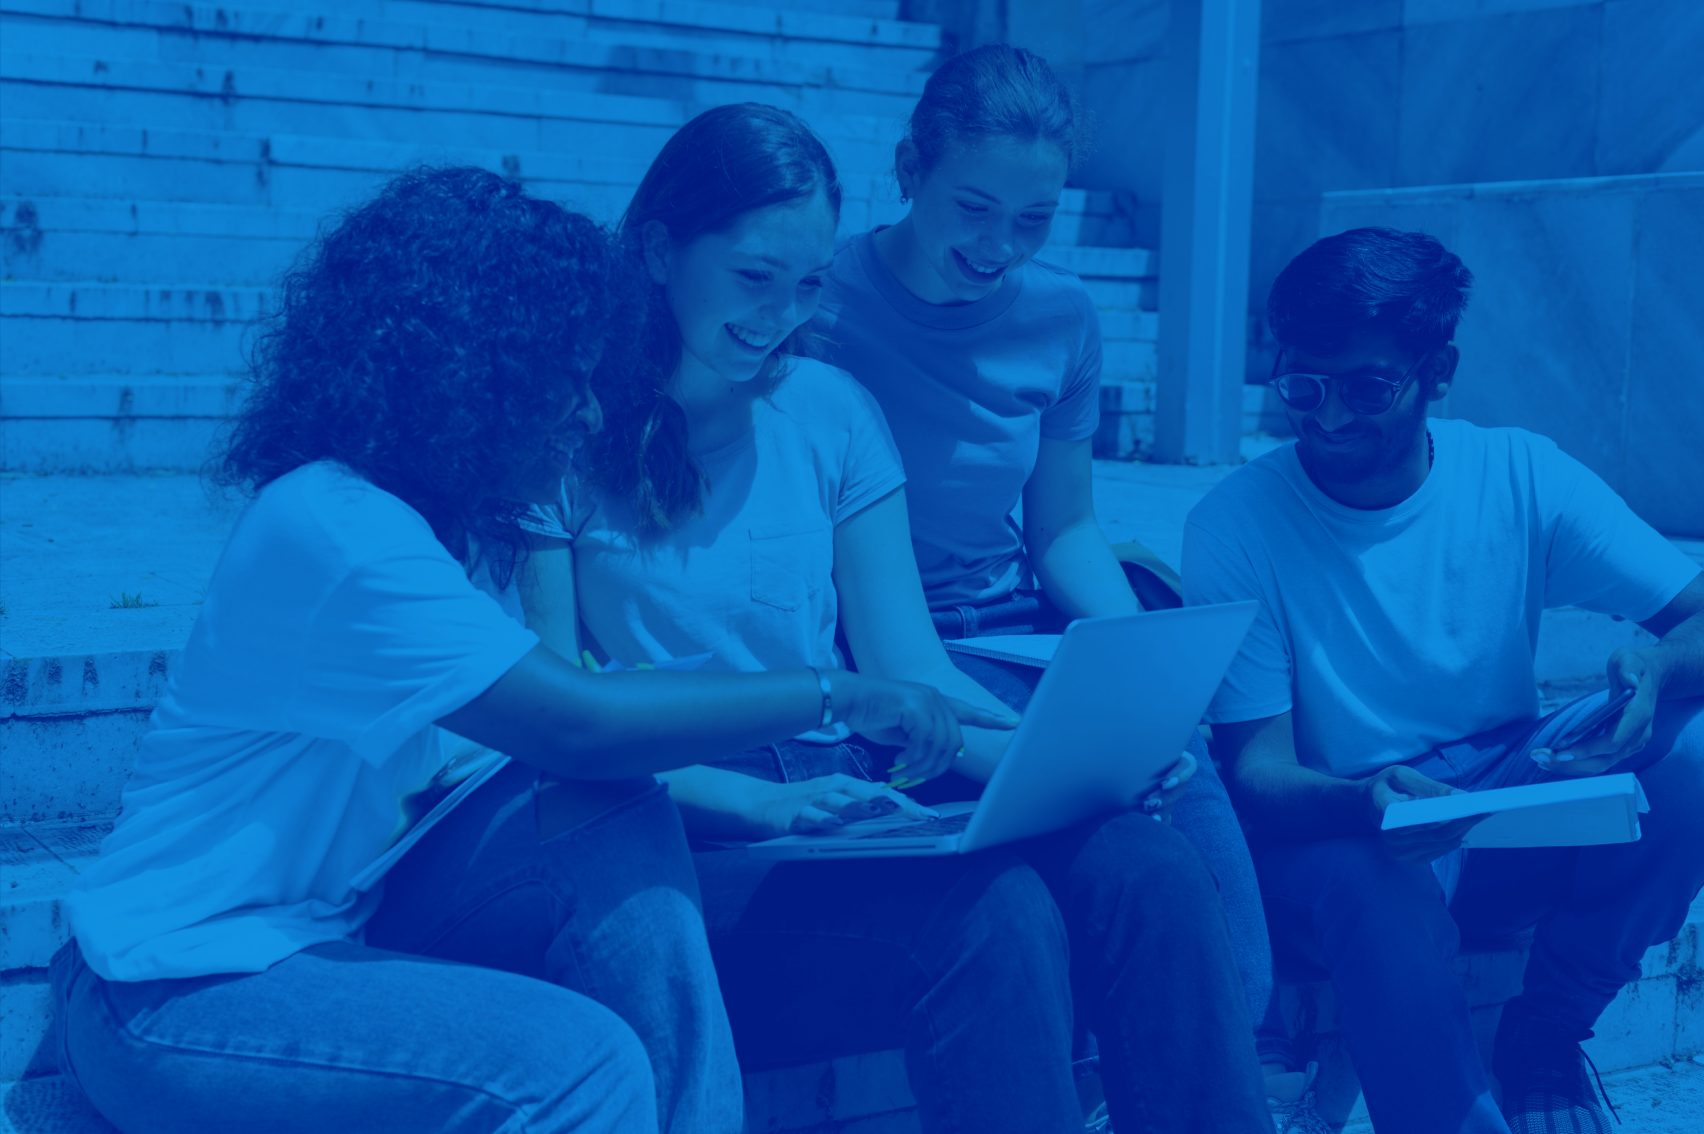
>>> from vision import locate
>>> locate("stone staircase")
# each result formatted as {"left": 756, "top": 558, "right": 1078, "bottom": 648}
{"left": 2, "top": 2, "right": 1700, "bottom": 1131}
{"left": 0, "top": 0, "right": 1172, "bottom": 474}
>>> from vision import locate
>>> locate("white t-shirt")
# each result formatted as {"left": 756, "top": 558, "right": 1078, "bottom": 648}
{"left": 809, "top": 231, "right": 1103, "bottom": 608}
{"left": 1183, "top": 419, "right": 1698, "bottom": 779}
{"left": 570, "top": 359, "right": 904, "bottom": 695}
{"left": 67, "top": 463, "right": 539, "bottom": 982}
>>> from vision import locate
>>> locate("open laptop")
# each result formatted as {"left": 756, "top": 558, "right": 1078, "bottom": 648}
{"left": 748, "top": 601, "right": 1258, "bottom": 860}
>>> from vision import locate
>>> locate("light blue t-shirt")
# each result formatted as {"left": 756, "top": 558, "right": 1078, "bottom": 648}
{"left": 1183, "top": 419, "right": 1699, "bottom": 779}
{"left": 67, "top": 463, "right": 538, "bottom": 981}
{"left": 569, "top": 359, "right": 905, "bottom": 696}
{"left": 809, "top": 231, "right": 1102, "bottom": 610}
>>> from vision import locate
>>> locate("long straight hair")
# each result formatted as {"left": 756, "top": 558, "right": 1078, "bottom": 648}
{"left": 585, "top": 103, "right": 843, "bottom": 530}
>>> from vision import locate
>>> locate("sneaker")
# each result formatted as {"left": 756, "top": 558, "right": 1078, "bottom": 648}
{"left": 1267, "top": 1062, "right": 1333, "bottom": 1134}
{"left": 1493, "top": 1001, "right": 1618, "bottom": 1133}
{"left": 1083, "top": 1101, "right": 1112, "bottom": 1134}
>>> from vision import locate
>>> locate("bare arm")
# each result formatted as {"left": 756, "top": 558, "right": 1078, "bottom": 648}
{"left": 1545, "top": 570, "right": 1704, "bottom": 771}
{"left": 834, "top": 488, "right": 1019, "bottom": 783}
{"left": 504, "top": 525, "right": 1012, "bottom": 830}
{"left": 1022, "top": 436, "right": 1142, "bottom": 620}
{"left": 514, "top": 534, "right": 581, "bottom": 659}
{"left": 1634, "top": 571, "right": 1704, "bottom": 701}
{"left": 1216, "top": 711, "right": 1482, "bottom": 861}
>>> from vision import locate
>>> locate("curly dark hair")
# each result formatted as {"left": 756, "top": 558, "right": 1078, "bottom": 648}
{"left": 215, "top": 165, "right": 631, "bottom": 576}
{"left": 583, "top": 103, "right": 841, "bottom": 531}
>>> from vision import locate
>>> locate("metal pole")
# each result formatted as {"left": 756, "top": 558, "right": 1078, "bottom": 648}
{"left": 1154, "top": 0, "right": 1262, "bottom": 464}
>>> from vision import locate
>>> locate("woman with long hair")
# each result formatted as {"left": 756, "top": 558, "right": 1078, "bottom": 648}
{"left": 530, "top": 104, "right": 1272, "bottom": 1134}
{"left": 806, "top": 44, "right": 1303, "bottom": 1120}
{"left": 52, "top": 166, "right": 1000, "bottom": 1134}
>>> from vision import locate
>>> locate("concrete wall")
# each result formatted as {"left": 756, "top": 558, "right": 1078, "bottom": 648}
{"left": 1071, "top": 0, "right": 1704, "bottom": 383}
{"left": 1322, "top": 172, "right": 1704, "bottom": 538}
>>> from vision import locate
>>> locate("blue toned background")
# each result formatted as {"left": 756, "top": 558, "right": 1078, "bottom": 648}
{"left": 1067, "top": 0, "right": 1704, "bottom": 535}
{"left": 1, "top": 4, "right": 1703, "bottom": 1130}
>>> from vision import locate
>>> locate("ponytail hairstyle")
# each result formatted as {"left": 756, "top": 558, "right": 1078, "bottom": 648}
{"left": 903, "top": 43, "right": 1089, "bottom": 181}
{"left": 586, "top": 102, "right": 842, "bottom": 530}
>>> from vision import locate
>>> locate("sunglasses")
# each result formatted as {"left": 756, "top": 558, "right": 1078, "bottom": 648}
{"left": 1269, "top": 349, "right": 1432, "bottom": 416}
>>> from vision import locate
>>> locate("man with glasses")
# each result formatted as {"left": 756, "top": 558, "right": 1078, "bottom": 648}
{"left": 1182, "top": 227, "right": 1704, "bottom": 1134}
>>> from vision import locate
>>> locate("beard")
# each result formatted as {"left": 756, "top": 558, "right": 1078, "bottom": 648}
{"left": 1295, "top": 392, "right": 1429, "bottom": 486}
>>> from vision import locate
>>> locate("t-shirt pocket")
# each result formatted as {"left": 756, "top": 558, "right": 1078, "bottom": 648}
{"left": 750, "top": 524, "right": 830, "bottom": 612}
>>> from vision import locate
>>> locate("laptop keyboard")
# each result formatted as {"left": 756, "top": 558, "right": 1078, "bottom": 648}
{"left": 854, "top": 813, "right": 972, "bottom": 840}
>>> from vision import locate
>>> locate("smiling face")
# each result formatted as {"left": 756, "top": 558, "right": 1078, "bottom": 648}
{"left": 1282, "top": 329, "right": 1455, "bottom": 490}
{"left": 645, "top": 190, "right": 838, "bottom": 387}
{"left": 896, "top": 135, "right": 1068, "bottom": 304}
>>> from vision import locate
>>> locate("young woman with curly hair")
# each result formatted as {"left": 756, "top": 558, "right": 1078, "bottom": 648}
{"left": 524, "top": 105, "right": 1272, "bottom": 1134}
{"left": 52, "top": 165, "right": 1005, "bottom": 1134}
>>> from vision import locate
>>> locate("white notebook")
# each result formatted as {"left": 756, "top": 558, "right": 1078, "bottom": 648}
{"left": 1381, "top": 772, "right": 1649, "bottom": 848}
{"left": 943, "top": 635, "right": 1061, "bottom": 668}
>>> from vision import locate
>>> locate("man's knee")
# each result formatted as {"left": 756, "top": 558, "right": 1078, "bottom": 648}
{"left": 1634, "top": 698, "right": 1704, "bottom": 842}
{"left": 1260, "top": 836, "right": 1458, "bottom": 960}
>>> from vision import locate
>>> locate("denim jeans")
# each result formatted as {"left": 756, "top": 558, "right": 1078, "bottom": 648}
{"left": 54, "top": 760, "right": 742, "bottom": 1134}
{"left": 696, "top": 739, "right": 1272, "bottom": 1134}
{"left": 1256, "top": 692, "right": 1704, "bottom": 1134}
{"left": 941, "top": 648, "right": 1285, "bottom": 1064}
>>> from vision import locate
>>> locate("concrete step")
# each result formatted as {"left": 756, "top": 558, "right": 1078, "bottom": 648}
{"left": 3, "top": 0, "right": 941, "bottom": 62}
{"left": 1, "top": 379, "right": 237, "bottom": 473}
{"left": 0, "top": 116, "right": 897, "bottom": 231}
{"left": 1095, "top": 380, "right": 1271, "bottom": 460}
{"left": 0, "top": 13, "right": 927, "bottom": 123}
{"left": 3, "top": 315, "right": 250, "bottom": 378}
{"left": 0, "top": 189, "right": 1126, "bottom": 290}
{"left": 708, "top": 0, "right": 901, "bottom": 17}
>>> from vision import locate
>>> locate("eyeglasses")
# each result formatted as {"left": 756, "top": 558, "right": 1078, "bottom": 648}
{"left": 1269, "top": 349, "right": 1432, "bottom": 416}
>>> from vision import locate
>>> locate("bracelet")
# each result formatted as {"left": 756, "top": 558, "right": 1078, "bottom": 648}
{"left": 807, "top": 666, "right": 834, "bottom": 729}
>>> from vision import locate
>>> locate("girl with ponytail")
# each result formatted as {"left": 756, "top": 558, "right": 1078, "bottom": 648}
{"left": 807, "top": 43, "right": 1296, "bottom": 1120}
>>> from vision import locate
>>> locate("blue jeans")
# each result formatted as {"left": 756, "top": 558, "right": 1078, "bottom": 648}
{"left": 696, "top": 739, "right": 1271, "bottom": 1134}
{"left": 942, "top": 648, "right": 1285, "bottom": 1064}
{"left": 54, "top": 761, "right": 742, "bottom": 1134}
{"left": 1256, "top": 693, "right": 1704, "bottom": 1134}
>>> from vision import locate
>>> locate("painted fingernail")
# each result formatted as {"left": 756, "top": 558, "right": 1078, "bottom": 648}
{"left": 886, "top": 762, "right": 908, "bottom": 774}
{"left": 1161, "top": 776, "right": 1180, "bottom": 790}
{"left": 1152, "top": 813, "right": 1164, "bottom": 822}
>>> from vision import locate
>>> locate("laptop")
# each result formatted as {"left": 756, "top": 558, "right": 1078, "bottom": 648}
{"left": 748, "top": 601, "right": 1258, "bottom": 860}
